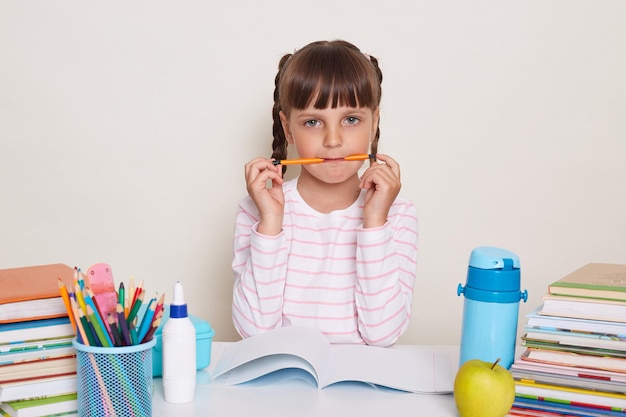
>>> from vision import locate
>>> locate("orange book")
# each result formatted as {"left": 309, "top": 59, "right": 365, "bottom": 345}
{"left": 0, "top": 264, "right": 76, "bottom": 324}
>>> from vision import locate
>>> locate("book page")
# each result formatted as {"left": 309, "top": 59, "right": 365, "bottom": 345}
{"left": 211, "top": 326, "right": 330, "bottom": 384}
{"left": 210, "top": 327, "right": 454, "bottom": 393}
{"left": 321, "top": 344, "right": 454, "bottom": 393}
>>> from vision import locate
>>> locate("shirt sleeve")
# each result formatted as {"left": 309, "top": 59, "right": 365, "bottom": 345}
{"left": 354, "top": 200, "right": 418, "bottom": 347}
{"left": 231, "top": 198, "right": 289, "bottom": 338}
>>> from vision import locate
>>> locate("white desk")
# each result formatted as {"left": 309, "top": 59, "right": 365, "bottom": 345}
{"left": 152, "top": 343, "right": 461, "bottom": 417}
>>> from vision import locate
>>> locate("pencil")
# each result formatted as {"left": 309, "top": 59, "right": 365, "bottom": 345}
{"left": 74, "top": 282, "right": 87, "bottom": 316}
{"left": 136, "top": 301, "right": 155, "bottom": 343}
{"left": 126, "top": 276, "right": 134, "bottom": 318}
{"left": 118, "top": 281, "right": 125, "bottom": 315}
{"left": 79, "top": 308, "right": 98, "bottom": 347}
{"left": 141, "top": 315, "right": 161, "bottom": 344}
{"left": 108, "top": 314, "right": 123, "bottom": 347}
{"left": 116, "top": 303, "right": 131, "bottom": 346}
{"left": 57, "top": 278, "right": 76, "bottom": 331}
{"left": 87, "top": 305, "right": 111, "bottom": 347}
{"left": 70, "top": 297, "right": 89, "bottom": 346}
{"left": 83, "top": 289, "right": 114, "bottom": 347}
{"left": 131, "top": 279, "right": 143, "bottom": 307}
{"left": 127, "top": 289, "right": 145, "bottom": 325}
{"left": 272, "top": 153, "right": 374, "bottom": 166}
{"left": 153, "top": 293, "right": 165, "bottom": 320}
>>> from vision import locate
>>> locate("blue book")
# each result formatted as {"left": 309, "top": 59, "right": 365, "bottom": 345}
{"left": 0, "top": 317, "right": 73, "bottom": 345}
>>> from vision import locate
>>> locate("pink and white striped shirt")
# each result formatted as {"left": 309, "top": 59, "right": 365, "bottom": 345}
{"left": 231, "top": 178, "right": 418, "bottom": 347}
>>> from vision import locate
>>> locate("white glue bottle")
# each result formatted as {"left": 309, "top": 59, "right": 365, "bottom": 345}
{"left": 162, "top": 281, "right": 196, "bottom": 403}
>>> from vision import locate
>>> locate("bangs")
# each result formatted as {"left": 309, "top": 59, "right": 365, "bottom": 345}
{"left": 279, "top": 43, "right": 380, "bottom": 112}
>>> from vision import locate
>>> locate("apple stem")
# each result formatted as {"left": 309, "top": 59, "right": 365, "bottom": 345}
{"left": 491, "top": 358, "right": 501, "bottom": 370}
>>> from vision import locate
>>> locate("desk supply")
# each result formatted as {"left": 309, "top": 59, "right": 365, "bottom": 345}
{"left": 211, "top": 326, "right": 454, "bottom": 393}
{"left": 525, "top": 304, "right": 626, "bottom": 336}
{"left": 272, "top": 153, "right": 374, "bottom": 165}
{"left": 0, "top": 338, "right": 74, "bottom": 366}
{"left": 152, "top": 306, "right": 214, "bottom": 377}
{"left": 511, "top": 263, "right": 626, "bottom": 416}
{"left": 0, "top": 264, "right": 77, "bottom": 324}
{"left": 548, "top": 262, "right": 626, "bottom": 301}
{"left": 0, "top": 374, "right": 77, "bottom": 403}
{"left": 0, "top": 317, "right": 74, "bottom": 345}
{"left": 86, "top": 263, "right": 118, "bottom": 319}
{"left": 162, "top": 281, "right": 196, "bottom": 404}
{"left": 73, "top": 338, "right": 155, "bottom": 417}
{"left": 0, "top": 392, "right": 77, "bottom": 417}
{"left": 457, "top": 246, "right": 527, "bottom": 369}
{"left": 539, "top": 294, "right": 626, "bottom": 322}
{"left": 0, "top": 356, "right": 76, "bottom": 384}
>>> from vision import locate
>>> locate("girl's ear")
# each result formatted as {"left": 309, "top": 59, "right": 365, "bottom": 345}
{"left": 279, "top": 111, "right": 294, "bottom": 144}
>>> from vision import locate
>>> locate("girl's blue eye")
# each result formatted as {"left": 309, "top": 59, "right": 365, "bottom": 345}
{"left": 345, "top": 116, "right": 360, "bottom": 125}
{"left": 305, "top": 120, "right": 320, "bottom": 127}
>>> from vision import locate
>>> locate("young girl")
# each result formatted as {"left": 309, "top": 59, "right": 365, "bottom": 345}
{"left": 232, "top": 40, "right": 418, "bottom": 347}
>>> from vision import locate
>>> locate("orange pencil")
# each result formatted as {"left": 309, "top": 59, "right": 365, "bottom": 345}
{"left": 70, "top": 297, "right": 88, "bottom": 345}
{"left": 272, "top": 153, "right": 374, "bottom": 166}
{"left": 57, "top": 278, "right": 76, "bottom": 331}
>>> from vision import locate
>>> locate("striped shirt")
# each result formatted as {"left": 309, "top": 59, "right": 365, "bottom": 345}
{"left": 232, "top": 178, "right": 418, "bottom": 347}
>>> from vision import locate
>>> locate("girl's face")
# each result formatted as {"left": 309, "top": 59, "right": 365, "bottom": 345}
{"left": 280, "top": 104, "right": 379, "bottom": 184}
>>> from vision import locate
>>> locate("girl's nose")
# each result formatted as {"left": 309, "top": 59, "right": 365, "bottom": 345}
{"left": 323, "top": 127, "right": 342, "bottom": 148}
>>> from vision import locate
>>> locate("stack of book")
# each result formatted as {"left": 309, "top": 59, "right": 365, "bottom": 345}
{"left": 508, "top": 263, "right": 626, "bottom": 417}
{"left": 0, "top": 264, "right": 80, "bottom": 417}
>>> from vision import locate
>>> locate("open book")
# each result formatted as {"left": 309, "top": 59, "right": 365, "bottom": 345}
{"left": 211, "top": 326, "right": 454, "bottom": 393}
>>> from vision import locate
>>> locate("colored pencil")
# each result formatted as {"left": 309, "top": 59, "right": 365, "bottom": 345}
{"left": 131, "top": 279, "right": 144, "bottom": 307}
{"left": 70, "top": 297, "right": 89, "bottom": 346}
{"left": 87, "top": 305, "right": 111, "bottom": 347}
{"left": 83, "top": 288, "right": 114, "bottom": 347}
{"left": 74, "top": 282, "right": 88, "bottom": 315}
{"left": 153, "top": 293, "right": 165, "bottom": 321}
{"left": 126, "top": 276, "right": 134, "bottom": 318}
{"left": 127, "top": 289, "right": 145, "bottom": 325}
{"left": 273, "top": 153, "right": 374, "bottom": 166}
{"left": 79, "top": 308, "right": 97, "bottom": 347}
{"left": 108, "top": 314, "right": 123, "bottom": 347}
{"left": 57, "top": 278, "right": 76, "bottom": 331}
{"left": 116, "top": 303, "right": 131, "bottom": 346}
{"left": 136, "top": 301, "right": 155, "bottom": 343}
{"left": 141, "top": 315, "right": 161, "bottom": 344}
{"left": 118, "top": 281, "right": 125, "bottom": 315}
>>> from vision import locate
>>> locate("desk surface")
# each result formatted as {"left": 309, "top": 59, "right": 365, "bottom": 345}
{"left": 152, "top": 343, "right": 461, "bottom": 417}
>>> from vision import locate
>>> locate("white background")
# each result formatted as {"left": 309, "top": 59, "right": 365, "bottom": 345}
{"left": 1, "top": 0, "right": 625, "bottom": 344}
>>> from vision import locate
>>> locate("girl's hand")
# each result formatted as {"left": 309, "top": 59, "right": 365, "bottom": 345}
{"left": 359, "top": 154, "right": 401, "bottom": 228}
{"left": 244, "top": 158, "right": 285, "bottom": 235}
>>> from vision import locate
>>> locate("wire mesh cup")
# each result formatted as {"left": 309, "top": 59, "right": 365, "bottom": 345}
{"left": 73, "top": 338, "right": 156, "bottom": 417}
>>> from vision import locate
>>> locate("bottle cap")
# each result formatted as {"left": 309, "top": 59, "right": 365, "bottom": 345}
{"left": 459, "top": 246, "right": 526, "bottom": 303}
{"left": 170, "top": 281, "right": 188, "bottom": 318}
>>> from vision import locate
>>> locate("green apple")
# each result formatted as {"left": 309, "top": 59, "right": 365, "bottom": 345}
{"left": 453, "top": 358, "right": 515, "bottom": 417}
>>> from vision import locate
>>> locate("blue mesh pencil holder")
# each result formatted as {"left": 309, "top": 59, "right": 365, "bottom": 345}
{"left": 73, "top": 338, "right": 156, "bottom": 417}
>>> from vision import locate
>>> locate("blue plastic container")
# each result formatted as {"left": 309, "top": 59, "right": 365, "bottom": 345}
{"left": 457, "top": 246, "right": 527, "bottom": 369}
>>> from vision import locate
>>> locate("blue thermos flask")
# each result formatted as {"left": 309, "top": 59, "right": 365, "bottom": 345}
{"left": 457, "top": 246, "right": 527, "bottom": 369}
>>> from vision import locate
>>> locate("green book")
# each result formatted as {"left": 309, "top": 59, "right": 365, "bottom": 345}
{"left": 548, "top": 263, "right": 626, "bottom": 301}
{"left": 0, "top": 392, "right": 77, "bottom": 417}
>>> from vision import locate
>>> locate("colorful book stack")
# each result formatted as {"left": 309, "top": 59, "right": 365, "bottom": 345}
{"left": 0, "top": 264, "right": 80, "bottom": 417}
{"left": 508, "top": 263, "right": 626, "bottom": 417}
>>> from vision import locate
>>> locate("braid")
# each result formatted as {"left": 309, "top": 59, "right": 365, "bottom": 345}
{"left": 271, "top": 54, "right": 292, "bottom": 175}
{"left": 368, "top": 54, "right": 383, "bottom": 156}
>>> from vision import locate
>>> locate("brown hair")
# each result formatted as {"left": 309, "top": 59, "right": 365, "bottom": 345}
{"left": 271, "top": 40, "right": 383, "bottom": 174}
